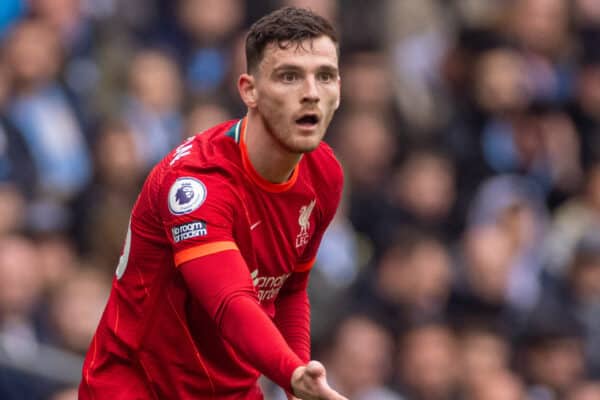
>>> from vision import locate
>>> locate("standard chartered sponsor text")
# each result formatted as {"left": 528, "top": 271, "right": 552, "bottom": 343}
{"left": 253, "top": 272, "right": 291, "bottom": 302}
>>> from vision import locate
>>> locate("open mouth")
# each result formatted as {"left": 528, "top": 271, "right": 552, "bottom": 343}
{"left": 295, "top": 114, "right": 320, "bottom": 127}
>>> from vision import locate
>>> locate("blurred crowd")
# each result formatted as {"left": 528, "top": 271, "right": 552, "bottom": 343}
{"left": 1, "top": 0, "right": 600, "bottom": 399}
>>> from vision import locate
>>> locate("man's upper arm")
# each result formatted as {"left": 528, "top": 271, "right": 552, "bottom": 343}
{"left": 157, "top": 169, "right": 259, "bottom": 319}
{"left": 158, "top": 170, "right": 240, "bottom": 266}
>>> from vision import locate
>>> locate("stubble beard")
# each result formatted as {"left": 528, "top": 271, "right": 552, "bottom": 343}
{"left": 261, "top": 113, "right": 321, "bottom": 155}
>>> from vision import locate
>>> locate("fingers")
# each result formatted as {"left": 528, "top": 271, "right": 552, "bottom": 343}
{"left": 292, "top": 360, "right": 349, "bottom": 400}
{"left": 332, "top": 394, "right": 349, "bottom": 400}
{"left": 306, "top": 361, "right": 349, "bottom": 400}
{"left": 320, "top": 385, "right": 349, "bottom": 400}
{"left": 304, "top": 360, "right": 326, "bottom": 378}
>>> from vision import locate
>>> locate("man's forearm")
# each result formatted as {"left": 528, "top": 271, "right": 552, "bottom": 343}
{"left": 275, "top": 288, "right": 311, "bottom": 363}
{"left": 218, "top": 294, "right": 303, "bottom": 393}
{"left": 180, "top": 251, "right": 303, "bottom": 392}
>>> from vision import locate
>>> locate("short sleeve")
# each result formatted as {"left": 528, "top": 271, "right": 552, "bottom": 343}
{"left": 159, "top": 170, "right": 240, "bottom": 267}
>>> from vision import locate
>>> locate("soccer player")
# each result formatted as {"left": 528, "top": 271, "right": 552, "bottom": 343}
{"left": 79, "top": 6, "right": 347, "bottom": 400}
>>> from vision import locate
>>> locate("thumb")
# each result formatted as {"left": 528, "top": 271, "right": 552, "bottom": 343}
{"left": 305, "top": 360, "right": 326, "bottom": 379}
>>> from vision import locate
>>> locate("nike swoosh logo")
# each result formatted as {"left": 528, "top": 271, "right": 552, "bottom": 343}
{"left": 250, "top": 220, "right": 262, "bottom": 230}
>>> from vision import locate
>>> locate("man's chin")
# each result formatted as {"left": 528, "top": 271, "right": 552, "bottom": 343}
{"left": 289, "top": 140, "right": 320, "bottom": 154}
{"left": 290, "top": 131, "right": 324, "bottom": 153}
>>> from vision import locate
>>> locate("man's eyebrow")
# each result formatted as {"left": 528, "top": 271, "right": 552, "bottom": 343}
{"left": 272, "top": 64, "right": 339, "bottom": 73}
{"left": 317, "top": 65, "right": 339, "bottom": 74}
{"left": 272, "top": 64, "right": 303, "bottom": 72}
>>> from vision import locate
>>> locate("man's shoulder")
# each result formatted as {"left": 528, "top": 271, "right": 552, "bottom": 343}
{"left": 312, "top": 140, "right": 340, "bottom": 161}
{"left": 164, "top": 119, "right": 242, "bottom": 175}
{"left": 142, "top": 120, "right": 243, "bottom": 202}
{"left": 300, "top": 141, "right": 343, "bottom": 217}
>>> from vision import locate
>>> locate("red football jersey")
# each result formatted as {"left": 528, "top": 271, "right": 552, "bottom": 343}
{"left": 79, "top": 118, "right": 343, "bottom": 399}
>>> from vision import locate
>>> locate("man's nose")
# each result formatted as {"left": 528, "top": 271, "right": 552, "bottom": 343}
{"left": 301, "top": 76, "right": 320, "bottom": 103}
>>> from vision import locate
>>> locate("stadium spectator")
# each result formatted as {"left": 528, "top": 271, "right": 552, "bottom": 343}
{"left": 4, "top": 19, "right": 92, "bottom": 231}
{"left": 463, "top": 370, "right": 526, "bottom": 400}
{"left": 455, "top": 318, "right": 514, "bottom": 396}
{"left": 395, "top": 321, "right": 459, "bottom": 400}
{"left": 517, "top": 309, "right": 586, "bottom": 400}
{"left": 533, "top": 228, "right": 600, "bottom": 377}
{"left": 73, "top": 119, "right": 143, "bottom": 271}
{"left": 324, "top": 314, "right": 402, "bottom": 399}
{"left": 351, "top": 227, "right": 452, "bottom": 336}
{"left": 122, "top": 48, "right": 184, "bottom": 169}
{"left": 183, "top": 100, "right": 233, "bottom": 138}
{"left": 565, "top": 381, "right": 600, "bottom": 400}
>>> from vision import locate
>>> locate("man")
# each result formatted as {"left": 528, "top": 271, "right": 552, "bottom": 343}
{"left": 79, "top": 7, "right": 346, "bottom": 400}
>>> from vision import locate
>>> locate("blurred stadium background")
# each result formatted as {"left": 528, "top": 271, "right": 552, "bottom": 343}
{"left": 1, "top": 0, "right": 600, "bottom": 399}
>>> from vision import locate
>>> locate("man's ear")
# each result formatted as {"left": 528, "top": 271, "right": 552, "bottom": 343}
{"left": 238, "top": 73, "right": 258, "bottom": 108}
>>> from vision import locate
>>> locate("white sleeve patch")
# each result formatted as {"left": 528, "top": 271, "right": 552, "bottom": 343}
{"left": 168, "top": 177, "right": 207, "bottom": 215}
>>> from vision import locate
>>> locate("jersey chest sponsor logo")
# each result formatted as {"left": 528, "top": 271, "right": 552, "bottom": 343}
{"left": 171, "top": 221, "right": 207, "bottom": 243}
{"left": 250, "top": 269, "right": 291, "bottom": 302}
{"left": 295, "top": 199, "right": 316, "bottom": 248}
{"left": 168, "top": 177, "right": 207, "bottom": 215}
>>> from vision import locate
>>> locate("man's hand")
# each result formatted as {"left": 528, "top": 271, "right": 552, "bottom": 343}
{"left": 290, "top": 361, "right": 348, "bottom": 400}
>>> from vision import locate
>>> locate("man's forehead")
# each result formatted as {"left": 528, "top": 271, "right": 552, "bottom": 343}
{"left": 259, "top": 36, "right": 338, "bottom": 69}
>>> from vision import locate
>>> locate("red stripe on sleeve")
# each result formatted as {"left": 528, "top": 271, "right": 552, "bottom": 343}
{"left": 174, "top": 241, "right": 238, "bottom": 266}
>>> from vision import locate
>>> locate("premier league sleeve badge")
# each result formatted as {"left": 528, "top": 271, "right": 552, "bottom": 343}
{"left": 168, "top": 177, "right": 207, "bottom": 215}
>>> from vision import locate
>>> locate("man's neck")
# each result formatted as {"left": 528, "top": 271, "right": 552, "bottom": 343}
{"left": 244, "top": 111, "right": 302, "bottom": 183}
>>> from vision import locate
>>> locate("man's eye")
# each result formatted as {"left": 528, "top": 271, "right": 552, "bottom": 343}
{"left": 281, "top": 72, "right": 297, "bottom": 82}
{"left": 317, "top": 72, "right": 333, "bottom": 82}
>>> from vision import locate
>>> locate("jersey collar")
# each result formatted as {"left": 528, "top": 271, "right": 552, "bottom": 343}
{"left": 239, "top": 117, "right": 299, "bottom": 193}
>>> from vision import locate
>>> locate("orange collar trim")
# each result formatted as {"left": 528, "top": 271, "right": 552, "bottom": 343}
{"left": 239, "top": 117, "right": 299, "bottom": 193}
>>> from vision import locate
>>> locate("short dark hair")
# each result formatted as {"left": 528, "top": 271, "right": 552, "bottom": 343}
{"left": 245, "top": 7, "right": 338, "bottom": 73}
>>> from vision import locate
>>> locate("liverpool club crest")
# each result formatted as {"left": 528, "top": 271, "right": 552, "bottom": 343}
{"left": 296, "top": 199, "right": 316, "bottom": 248}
